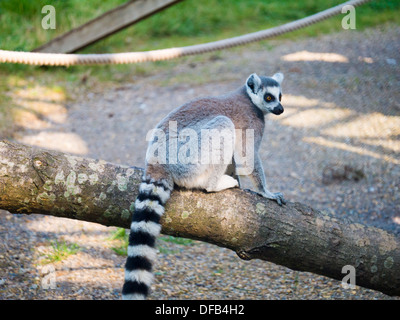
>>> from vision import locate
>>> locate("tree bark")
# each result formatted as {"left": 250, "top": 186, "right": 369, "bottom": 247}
{"left": 0, "top": 140, "right": 399, "bottom": 296}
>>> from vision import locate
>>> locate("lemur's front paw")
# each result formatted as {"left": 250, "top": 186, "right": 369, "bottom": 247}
{"left": 271, "top": 192, "right": 286, "bottom": 206}
{"left": 259, "top": 191, "right": 286, "bottom": 206}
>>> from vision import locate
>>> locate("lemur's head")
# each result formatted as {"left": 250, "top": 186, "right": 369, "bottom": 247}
{"left": 245, "top": 73, "right": 284, "bottom": 115}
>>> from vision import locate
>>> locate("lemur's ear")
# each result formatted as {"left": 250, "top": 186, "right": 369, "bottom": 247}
{"left": 246, "top": 73, "right": 262, "bottom": 94}
{"left": 272, "top": 73, "right": 284, "bottom": 85}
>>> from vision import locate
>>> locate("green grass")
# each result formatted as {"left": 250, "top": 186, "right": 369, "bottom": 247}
{"left": 1, "top": 0, "right": 399, "bottom": 53}
{"left": 40, "top": 240, "right": 80, "bottom": 264}
{"left": 108, "top": 227, "right": 128, "bottom": 241}
{"left": 158, "top": 236, "right": 195, "bottom": 255}
{"left": 0, "top": 0, "right": 399, "bottom": 137}
{"left": 108, "top": 228, "right": 194, "bottom": 256}
{"left": 1, "top": 0, "right": 398, "bottom": 78}
{"left": 108, "top": 228, "right": 129, "bottom": 256}
{"left": 159, "top": 235, "right": 194, "bottom": 246}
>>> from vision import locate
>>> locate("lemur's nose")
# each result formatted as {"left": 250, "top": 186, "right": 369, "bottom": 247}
{"left": 273, "top": 104, "right": 284, "bottom": 115}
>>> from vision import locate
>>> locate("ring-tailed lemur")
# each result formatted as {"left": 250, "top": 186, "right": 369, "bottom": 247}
{"left": 122, "top": 73, "right": 286, "bottom": 300}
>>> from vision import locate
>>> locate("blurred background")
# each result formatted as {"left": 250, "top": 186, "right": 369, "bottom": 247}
{"left": 0, "top": 0, "right": 399, "bottom": 300}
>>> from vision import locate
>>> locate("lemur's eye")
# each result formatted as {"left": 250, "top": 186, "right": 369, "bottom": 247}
{"left": 265, "top": 94, "right": 274, "bottom": 102}
{"left": 279, "top": 94, "right": 282, "bottom": 102}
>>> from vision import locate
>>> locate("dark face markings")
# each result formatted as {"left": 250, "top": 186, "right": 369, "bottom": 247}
{"left": 264, "top": 93, "right": 275, "bottom": 103}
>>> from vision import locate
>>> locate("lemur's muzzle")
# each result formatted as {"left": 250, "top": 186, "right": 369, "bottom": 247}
{"left": 272, "top": 103, "right": 284, "bottom": 115}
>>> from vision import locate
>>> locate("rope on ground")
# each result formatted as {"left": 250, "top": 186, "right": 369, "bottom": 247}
{"left": 0, "top": 0, "right": 371, "bottom": 66}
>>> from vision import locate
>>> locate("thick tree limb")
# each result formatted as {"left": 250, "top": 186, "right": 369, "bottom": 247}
{"left": 0, "top": 140, "right": 399, "bottom": 296}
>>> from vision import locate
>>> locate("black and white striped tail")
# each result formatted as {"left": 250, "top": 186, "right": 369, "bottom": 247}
{"left": 122, "top": 178, "right": 172, "bottom": 300}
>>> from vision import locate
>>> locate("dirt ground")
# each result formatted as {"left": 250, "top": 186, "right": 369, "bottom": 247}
{"left": 0, "top": 24, "right": 399, "bottom": 300}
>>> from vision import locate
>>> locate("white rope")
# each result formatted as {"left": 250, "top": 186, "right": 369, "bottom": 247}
{"left": 0, "top": 0, "right": 371, "bottom": 66}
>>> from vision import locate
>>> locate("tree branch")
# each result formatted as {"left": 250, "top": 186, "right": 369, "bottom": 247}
{"left": 0, "top": 140, "right": 399, "bottom": 296}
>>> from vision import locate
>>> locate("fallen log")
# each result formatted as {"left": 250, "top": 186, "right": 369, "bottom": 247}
{"left": 0, "top": 140, "right": 399, "bottom": 296}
